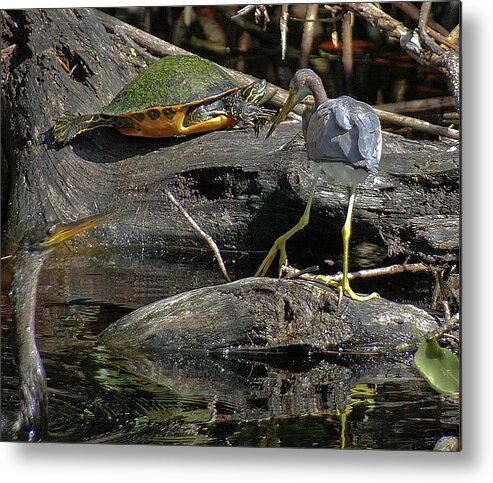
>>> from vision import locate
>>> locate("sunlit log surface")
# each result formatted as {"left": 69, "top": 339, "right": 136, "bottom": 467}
{"left": 99, "top": 277, "right": 439, "bottom": 353}
{"left": 2, "top": 8, "right": 458, "bottom": 268}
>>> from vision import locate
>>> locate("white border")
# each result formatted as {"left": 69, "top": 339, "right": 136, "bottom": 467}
{"left": 2, "top": 0, "right": 490, "bottom": 481}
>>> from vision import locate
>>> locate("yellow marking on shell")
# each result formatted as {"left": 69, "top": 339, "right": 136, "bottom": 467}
{"left": 117, "top": 105, "right": 238, "bottom": 138}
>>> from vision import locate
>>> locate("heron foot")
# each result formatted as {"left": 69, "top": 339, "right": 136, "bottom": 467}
{"left": 255, "top": 237, "right": 288, "bottom": 278}
{"left": 316, "top": 274, "right": 380, "bottom": 304}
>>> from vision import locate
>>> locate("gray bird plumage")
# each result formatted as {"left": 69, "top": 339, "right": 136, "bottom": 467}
{"left": 267, "top": 68, "right": 381, "bottom": 186}
{"left": 257, "top": 68, "right": 381, "bottom": 302}
{"left": 304, "top": 96, "right": 381, "bottom": 187}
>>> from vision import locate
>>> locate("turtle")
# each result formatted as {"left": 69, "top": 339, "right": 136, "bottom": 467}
{"left": 53, "top": 55, "right": 274, "bottom": 143}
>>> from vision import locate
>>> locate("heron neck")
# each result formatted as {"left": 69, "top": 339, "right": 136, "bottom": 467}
{"left": 308, "top": 77, "right": 328, "bottom": 108}
{"left": 11, "top": 250, "right": 49, "bottom": 441}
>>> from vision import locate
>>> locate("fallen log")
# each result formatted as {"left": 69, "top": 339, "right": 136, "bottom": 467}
{"left": 98, "top": 277, "right": 439, "bottom": 353}
{"left": 1, "top": 8, "right": 459, "bottom": 271}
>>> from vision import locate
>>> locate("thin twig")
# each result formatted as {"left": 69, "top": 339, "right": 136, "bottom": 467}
{"left": 231, "top": 5, "right": 255, "bottom": 19}
{"left": 439, "top": 333, "right": 460, "bottom": 344}
{"left": 183, "top": 6, "right": 193, "bottom": 28}
{"left": 441, "top": 311, "right": 460, "bottom": 333}
{"left": 347, "top": 2, "right": 457, "bottom": 51}
{"left": 284, "top": 262, "right": 429, "bottom": 283}
{"left": 232, "top": 5, "right": 270, "bottom": 29}
{"left": 290, "top": 13, "right": 345, "bottom": 24}
{"left": 442, "top": 299, "right": 451, "bottom": 324}
{"left": 394, "top": 2, "right": 450, "bottom": 36}
{"left": 257, "top": 5, "right": 270, "bottom": 29}
{"left": 285, "top": 265, "right": 320, "bottom": 279}
{"left": 425, "top": 310, "right": 460, "bottom": 342}
{"left": 165, "top": 190, "right": 231, "bottom": 282}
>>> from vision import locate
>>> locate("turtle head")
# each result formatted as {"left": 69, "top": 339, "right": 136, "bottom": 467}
{"left": 238, "top": 79, "right": 266, "bottom": 104}
{"left": 230, "top": 101, "right": 276, "bottom": 136}
{"left": 228, "top": 79, "right": 274, "bottom": 134}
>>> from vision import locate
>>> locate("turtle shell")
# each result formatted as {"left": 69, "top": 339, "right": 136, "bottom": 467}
{"left": 102, "top": 55, "right": 239, "bottom": 116}
{"left": 53, "top": 54, "right": 269, "bottom": 142}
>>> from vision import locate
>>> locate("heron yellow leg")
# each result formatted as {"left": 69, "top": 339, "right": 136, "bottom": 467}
{"left": 318, "top": 193, "right": 379, "bottom": 303}
{"left": 256, "top": 170, "right": 320, "bottom": 277}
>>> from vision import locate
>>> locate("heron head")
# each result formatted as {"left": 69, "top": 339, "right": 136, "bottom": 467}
{"left": 266, "top": 69, "right": 325, "bottom": 139}
{"left": 289, "top": 69, "right": 318, "bottom": 104}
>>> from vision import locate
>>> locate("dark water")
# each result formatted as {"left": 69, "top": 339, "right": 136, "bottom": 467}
{"left": 1, "top": 248, "right": 459, "bottom": 448}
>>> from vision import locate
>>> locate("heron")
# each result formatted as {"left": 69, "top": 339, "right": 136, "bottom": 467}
{"left": 2, "top": 212, "right": 112, "bottom": 441}
{"left": 255, "top": 69, "right": 382, "bottom": 302}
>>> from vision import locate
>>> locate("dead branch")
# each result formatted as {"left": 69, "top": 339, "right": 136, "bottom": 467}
{"left": 394, "top": 2, "right": 450, "bottom": 37}
{"left": 232, "top": 4, "right": 270, "bottom": 30}
{"left": 374, "top": 96, "right": 456, "bottom": 114}
{"left": 342, "top": 11, "right": 354, "bottom": 87}
{"left": 375, "top": 109, "right": 459, "bottom": 140}
{"left": 284, "top": 262, "right": 429, "bottom": 284}
{"left": 346, "top": 2, "right": 459, "bottom": 110}
{"left": 280, "top": 4, "right": 289, "bottom": 61}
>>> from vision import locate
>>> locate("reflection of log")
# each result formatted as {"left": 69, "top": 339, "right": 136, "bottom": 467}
{"left": 115, "top": 348, "right": 421, "bottom": 418}
{"left": 99, "top": 277, "right": 439, "bottom": 353}
{"left": 2, "top": 8, "right": 459, "bottom": 271}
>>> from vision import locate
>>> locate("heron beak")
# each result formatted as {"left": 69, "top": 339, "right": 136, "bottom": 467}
{"left": 266, "top": 89, "right": 299, "bottom": 139}
{"left": 41, "top": 212, "right": 114, "bottom": 249}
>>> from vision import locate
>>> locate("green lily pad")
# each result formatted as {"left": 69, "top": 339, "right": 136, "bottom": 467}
{"left": 414, "top": 338, "right": 460, "bottom": 394}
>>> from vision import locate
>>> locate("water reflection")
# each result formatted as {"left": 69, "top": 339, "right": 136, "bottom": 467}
{"left": 1, "top": 340, "right": 458, "bottom": 447}
{"left": 1, "top": 249, "right": 459, "bottom": 448}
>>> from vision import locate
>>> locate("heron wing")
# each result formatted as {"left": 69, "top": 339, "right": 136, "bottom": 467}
{"left": 306, "top": 97, "right": 381, "bottom": 174}
{"left": 333, "top": 106, "right": 352, "bottom": 131}
{"left": 355, "top": 109, "right": 382, "bottom": 172}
